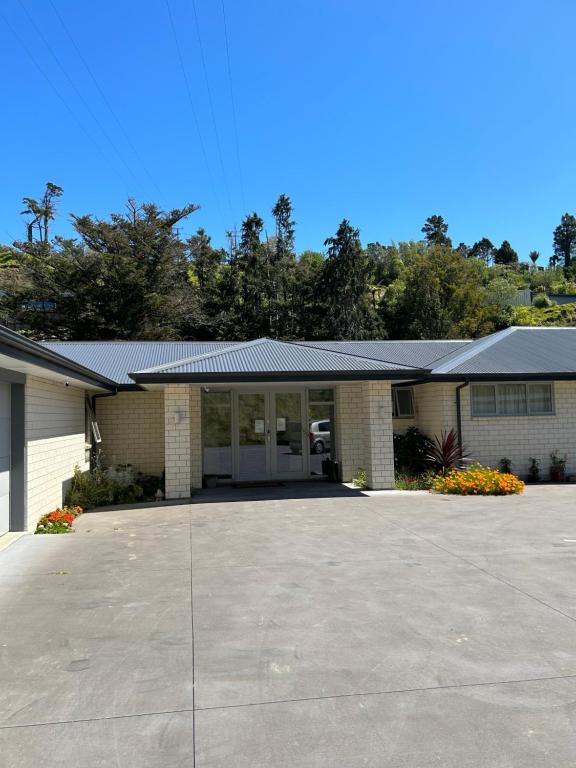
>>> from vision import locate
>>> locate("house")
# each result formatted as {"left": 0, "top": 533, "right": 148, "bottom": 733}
{"left": 1, "top": 324, "right": 575, "bottom": 534}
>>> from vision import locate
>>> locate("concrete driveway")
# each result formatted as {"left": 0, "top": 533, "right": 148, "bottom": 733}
{"left": 2, "top": 485, "right": 576, "bottom": 766}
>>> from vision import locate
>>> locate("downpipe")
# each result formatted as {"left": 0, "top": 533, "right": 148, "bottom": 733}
{"left": 455, "top": 380, "right": 469, "bottom": 451}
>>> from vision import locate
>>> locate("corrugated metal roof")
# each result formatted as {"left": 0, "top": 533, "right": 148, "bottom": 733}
{"left": 133, "top": 338, "right": 422, "bottom": 377}
{"left": 41, "top": 341, "right": 238, "bottom": 384}
{"left": 301, "top": 340, "right": 470, "bottom": 368}
{"left": 432, "top": 327, "right": 576, "bottom": 374}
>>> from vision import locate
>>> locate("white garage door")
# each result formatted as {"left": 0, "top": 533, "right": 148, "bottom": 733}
{"left": 0, "top": 382, "right": 10, "bottom": 534}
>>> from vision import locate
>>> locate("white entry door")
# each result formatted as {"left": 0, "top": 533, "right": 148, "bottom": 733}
{"left": 234, "top": 390, "right": 307, "bottom": 481}
{"left": 0, "top": 383, "right": 10, "bottom": 534}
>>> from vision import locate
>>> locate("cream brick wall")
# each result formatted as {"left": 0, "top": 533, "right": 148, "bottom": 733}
{"left": 335, "top": 381, "right": 395, "bottom": 488}
{"left": 97, "top": 391, "right": 164, "bottom": 475}
{"left": 335, "top": 382, "right": 364, "bottom": 481}
{"left": 25, "top": 375, "right": 88, "bottom": 531}
{"left": 413, "top": 383, "right": 457, "bottom": 439}
{"left": 164, "top": 384, "right": 191, "bottom": 499}
{"left": 362, "top": 380, "right": 395, "bottom": 489}
{"left": 190, "top": 386, "right": 202, "bottom": 489}
{"left": 461, "top": 381, "right": 576, "bottom": 477}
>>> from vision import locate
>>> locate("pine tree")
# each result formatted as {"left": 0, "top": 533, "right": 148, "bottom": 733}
{"left": 422, "top": 214, "right": 452, "bottom": 247}
{"left": 494, "top": 240, "right": 518, "bottom": 265}
{"left": 322, "top": 219, "right": 379, "bottom": 339}
{"left": 553, "top": 213, "right": 576, "bottom": 268}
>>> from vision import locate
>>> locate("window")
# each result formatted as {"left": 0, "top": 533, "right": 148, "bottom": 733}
{"left": 392, "top": 387, "right": 414, "bottom": 418}
{"left": 471, "top": 383, "right": 553, "bottom": 417}
{"left": 85, "top": 398, "right": 101, "bottom": 462}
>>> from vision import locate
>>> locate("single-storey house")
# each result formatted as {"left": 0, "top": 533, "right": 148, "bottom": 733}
{"left": 1, "top": 324, "right": 575, "bottom": 533}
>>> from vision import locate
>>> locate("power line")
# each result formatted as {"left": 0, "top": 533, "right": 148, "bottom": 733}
{"left": 190, "top": 0, "right": 233, "bottom": 214}
{"left": 47, "top": 0, "right": 164, "bottom": 202}
{"left": 164, "top": 0, "right": 225, "bottom": 227}
{"left": 0, "top": 11, "right": 115, "bottom": 178}
{"left": 221, "top": 0, "right": 246, "bottom": 214}
{"left": 17, "top": 0, "right": 147, "bottom": 197}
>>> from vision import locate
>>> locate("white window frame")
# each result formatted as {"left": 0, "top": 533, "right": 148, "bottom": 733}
{"left": 470, "top": 382, "right": 554, "bottom": 417}
{"left": 392, "top": 387, "right": 415, "bottom": 418}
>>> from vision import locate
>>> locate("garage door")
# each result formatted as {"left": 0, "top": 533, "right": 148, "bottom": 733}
{"left": 0, "top": 382, "right": 10, "bottom": 534}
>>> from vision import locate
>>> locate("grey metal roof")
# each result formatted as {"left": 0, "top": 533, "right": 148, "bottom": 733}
{"left": 431, "top": 327, "right": 576, "bottom": 375}
{"left": 301, "top": 340, "right": 470, "bottom": 368}
{"left": 132, "top": 338, "right": 423, "bottom": 380}
{"left": 41, "top": 341, "right": 238, "bottom": 384}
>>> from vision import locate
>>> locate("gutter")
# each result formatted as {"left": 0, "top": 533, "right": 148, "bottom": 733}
{"left": 455, "top": 380, "right": 469, "bottom": 451}
{"left": 0, "top": 325, "right": 116, "bottom": 390}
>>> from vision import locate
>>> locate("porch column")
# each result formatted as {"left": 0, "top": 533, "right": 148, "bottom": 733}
{"left": 362, "top": 380, "right": 395, "bottom": 489}
{"left": 164, "top": 384, "right": 191, "bottom": 499}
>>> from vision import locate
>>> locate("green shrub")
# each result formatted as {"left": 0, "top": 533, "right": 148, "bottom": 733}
{"left": 532, "top": 292, "right": 553, "bottom": 308}
{"left": 66, "top": 465, "right": 146, "bottom": 509}
{"left": 393, "top": 427, "right": 432, "bottom": 474}
{"left": 352, "top": 468, "right": 368, "bottom": 488}
{"left": 395, "top": 471, "right": 434, "bottom": 490}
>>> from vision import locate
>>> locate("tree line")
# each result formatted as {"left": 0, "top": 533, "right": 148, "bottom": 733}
{"left": 1, "top": 183, "right": 576, "bottom": 341}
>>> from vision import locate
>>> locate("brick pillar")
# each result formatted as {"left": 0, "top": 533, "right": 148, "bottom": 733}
{"left": 164, "top": 384, "right": 191, "bottom": 499}
{"left": 335, "top": 382, "right": 364, "bottom": 482}
{"left": 362, "top": 381, "right": 395, "bottom": 489}
{"left": 189, "top": 386, "right": 202, "bottom": 490}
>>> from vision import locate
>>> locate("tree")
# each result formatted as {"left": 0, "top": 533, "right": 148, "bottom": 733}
{"left": 21, "top": 182, "right": 63, "bottom": 243}
{"left": 469, "top": 238, "right": 495, "bottom": 265}
{"left": 421, "top": 215, "right": 452, "bottom": 247}
{"left": 553, "top": 213, "right": 576, "bottom": 268}
{"left": 494, "top": 240, "right": 519, "bottom": 265}
{"left": 322, "top": 220, "right": 380, "bottom": 339}
{"left": 292, "top": 250, "right": 326, "bottom": 338}
{"left": 10, "top": 196, "right": 200, "bottom": 339}
{"left": 269, "top": 194, "right": 297, "bottom": 337}
{"left": 187, "top": 228, "right": 226, "bottom": 339}
{"left": 528, "top": 250, "right": 540, "bottom": 269}
{"left": 235, "top": 212, "right": 268, "bottom": 338}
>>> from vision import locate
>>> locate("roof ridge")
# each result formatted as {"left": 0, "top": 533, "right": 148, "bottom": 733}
{"left": 431, "top": 327, "right": 517, "bottom": 374}
{"left": 289, "top": 339, "right": 426, "bottom": 371}
{"left": 132, "top": 338, "right": 268, "bottom": 374}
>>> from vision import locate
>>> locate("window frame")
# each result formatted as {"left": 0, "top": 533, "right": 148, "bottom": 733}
{"left": 470, "top": 382, "right": 555, "bottom": 417}
{"left": 392, "top": 387, "right": 415, "bottom": 419}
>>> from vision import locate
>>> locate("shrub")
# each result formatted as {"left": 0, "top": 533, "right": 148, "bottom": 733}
{"left": 426, "top": 429, "right": 470, "bottom": 475}
{"left": 528, "top": 457, "right": 540, "bottom": 482}
{"left": 66, "top": 464, "right": 145, "bottom": 509}
{"left": 431, "top": 465, "right": 524, "bottom": 496}
{"left": 352, "top": 468, "right": 368, "bottom": 488}
{"left": 395, "top": 471, "right": 435, "bottom": 490}
{"left": 499, "top": 457, "right": 512, "bottom": 474}
{"left": 394, "top": 427, "right": 432, "bottom": 474}
{"left": 532, "top": 292, "right": 553, "bottom": 308}
{"left": 35, "top": 505, "right": 83, "bottom": 534}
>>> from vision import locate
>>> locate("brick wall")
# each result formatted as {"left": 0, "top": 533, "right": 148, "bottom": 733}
{"left": 335, "top": 381, "right": 395, "bottom": 488}
{"left": 25, "top": 375, "right": 88, "bottom": 530}
{"left": 97, "top": 390, "right": 164, "bottom": 475}
{"left": 461, "top": 381, "right": 576, "bottom": 477}
{"left": 164, "top": 384, "right": 191, "bottom": 499}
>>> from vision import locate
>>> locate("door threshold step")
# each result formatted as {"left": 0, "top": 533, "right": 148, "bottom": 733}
{"left": 233, "top": 481, "right": 286, "bottom": 488}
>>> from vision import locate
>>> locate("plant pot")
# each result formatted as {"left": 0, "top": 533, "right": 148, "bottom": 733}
{"left": 550, "top": 469, "right": 565, "bottom": 483}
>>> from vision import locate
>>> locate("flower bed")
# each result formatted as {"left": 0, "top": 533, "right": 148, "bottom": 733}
{"left": 35, "top": 505, "right": 84, "bottom": 534}
{"left": 431, "top": 466, "right": 525, "bottom": 496}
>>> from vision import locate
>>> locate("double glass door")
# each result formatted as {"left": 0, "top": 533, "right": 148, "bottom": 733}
{"left": 236, "top": 391, "right": 306, "bottom": 480}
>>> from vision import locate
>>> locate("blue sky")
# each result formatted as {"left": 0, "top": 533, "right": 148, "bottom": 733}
{"left": 1, "top": 0, "right": 574, "bottom": 261}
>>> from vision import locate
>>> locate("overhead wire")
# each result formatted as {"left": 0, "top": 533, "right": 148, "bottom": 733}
{"left": 190, "top": 0, "right": 233, "bottom": 215}
{"left": 16, "top": 0, "right": 147, "bottom": 197}
{"left": 220, "top": 0, "right": 246, "bottom": 214}
{"left": 46, "top": 0, "right": 164, "bottom": 202}
{"left": 164, "top": 0, "right": 225, "bottom": 228}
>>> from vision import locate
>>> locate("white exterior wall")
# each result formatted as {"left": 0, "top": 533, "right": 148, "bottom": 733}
{"left": 461, "top": 381, "right": 576, "bottom": 477}
{"left": 335, "top": 381, "right": 395, "bottom": 488}
{"left": 25, "top": 375, "right": 88, "bottom": 531}
{"left": 164, "top": 384, "right": 191, "bottom": 499}
{"left": 97, "top": 391, "right": 164, "bottom": 475}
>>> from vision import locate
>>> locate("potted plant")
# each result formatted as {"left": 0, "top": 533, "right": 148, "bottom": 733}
{"left": 527, "top": 457, "right": 540, "bottom": 483}
{"left": 549, "top": 452, "right": 567, "bottom": 482}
